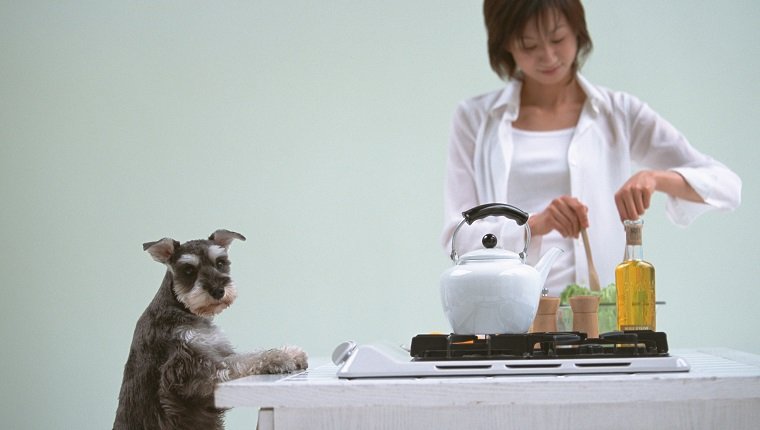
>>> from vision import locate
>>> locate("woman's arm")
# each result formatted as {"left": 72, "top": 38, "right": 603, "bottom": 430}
{"left": 619, "top": 93, "right": 741, "bottom": 224}
{"left": 614, "top": 169, "right": 704, "bottom": 222}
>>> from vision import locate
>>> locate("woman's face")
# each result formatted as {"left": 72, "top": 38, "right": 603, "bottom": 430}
{"left": 508, "top": 11, "right": 578, "bottom": 85}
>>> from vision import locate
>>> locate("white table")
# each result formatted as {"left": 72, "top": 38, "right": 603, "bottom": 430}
{"left": 215, "top": 348, "right": 760, "bottom": 430}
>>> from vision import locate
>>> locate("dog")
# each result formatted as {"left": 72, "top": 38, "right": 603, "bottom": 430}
{"left": 113, "top": 229, "right": 307, "bottom": 430}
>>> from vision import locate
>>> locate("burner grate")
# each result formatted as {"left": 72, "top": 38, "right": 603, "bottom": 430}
{"left": 410, "top": 331, "right": 670, "bottom": 361}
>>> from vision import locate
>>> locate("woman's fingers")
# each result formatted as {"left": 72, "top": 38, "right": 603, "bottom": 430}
{"left": 615, "top": 171, "right": 657, "bottom": 221}
{"left": 546, "top": 196, "right": 587, "bottom": 237}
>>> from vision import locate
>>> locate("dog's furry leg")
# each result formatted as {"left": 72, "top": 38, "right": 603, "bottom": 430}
{"left": 157, "top": 346, "right": 226, "bottom": 429}
{"left": 217, "top": 347, "right": 308, "bottom": 382}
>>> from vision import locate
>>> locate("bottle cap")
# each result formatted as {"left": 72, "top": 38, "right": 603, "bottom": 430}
{"left": 623, "top": 219, "right": 643, "bottom": 245}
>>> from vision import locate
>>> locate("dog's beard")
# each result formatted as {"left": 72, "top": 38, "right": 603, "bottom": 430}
{"left": 174, "top": 282, "right": 238, "bottom": 317}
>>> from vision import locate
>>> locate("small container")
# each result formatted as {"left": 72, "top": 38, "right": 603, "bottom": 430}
{"left": 569, "top": 295, "right": 600, "bottom": 338}
{"left": 531, "top": 296, "right": 560, "bottom": 332}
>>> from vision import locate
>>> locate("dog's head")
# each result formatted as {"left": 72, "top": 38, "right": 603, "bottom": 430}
{"left": 143, "top": 229, "right": 246, "bottom": 317}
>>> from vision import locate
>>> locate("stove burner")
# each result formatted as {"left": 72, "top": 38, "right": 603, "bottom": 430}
{"left": 410, "top": 331, "right": 670, "bottom": 361}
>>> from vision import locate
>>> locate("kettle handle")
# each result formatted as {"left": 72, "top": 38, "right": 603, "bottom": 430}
{"left": 463, "top": 203, "right": 529, "bottom": 226}
{"left": 450, "top": 203, "right": 531, "bottom": 262}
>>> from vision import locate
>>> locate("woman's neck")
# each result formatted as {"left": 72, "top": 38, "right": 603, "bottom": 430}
{"left": 520, "top": 75, "right": 584, "bottom": 109}
{"left": 513, "top": 75, "right": 586, "bottom": 131}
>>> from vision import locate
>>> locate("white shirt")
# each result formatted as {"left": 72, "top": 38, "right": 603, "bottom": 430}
{"left": 509, "top": 127, "right": 575, "bottom": 295}
{"left": 442, "top": 73, "right": 742, "bottom": 295}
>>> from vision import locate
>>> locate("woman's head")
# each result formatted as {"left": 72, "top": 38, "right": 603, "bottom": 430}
{"left": 484, "top": 0, "right": 592, "bottom": 81}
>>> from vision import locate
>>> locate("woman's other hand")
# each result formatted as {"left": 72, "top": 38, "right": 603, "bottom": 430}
{"left": 528, "top": 196, "right": 589, "bottom": 238}
{"left": 614, "top": 170, "right": 657, "bottom": 221}
{"left": 614, "top": 170, "right": 704, "bottom": 222}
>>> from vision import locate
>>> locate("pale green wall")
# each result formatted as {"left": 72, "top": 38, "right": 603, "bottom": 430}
{"left": 1, "top": 1, "right": 758, "bottom": 428}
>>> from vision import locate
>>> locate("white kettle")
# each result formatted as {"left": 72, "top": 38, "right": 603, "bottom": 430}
{"left": 440, "top": 203, "right": 563, "bottom": 335}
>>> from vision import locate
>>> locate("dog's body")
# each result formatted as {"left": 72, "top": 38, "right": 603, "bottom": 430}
{"left": 114, "top": 230, "right": 307, "bottom": 430}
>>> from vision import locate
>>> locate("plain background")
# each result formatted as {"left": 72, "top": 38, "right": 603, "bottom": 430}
{"left": 1, "top": 1, "right": 758, "bottom": 428}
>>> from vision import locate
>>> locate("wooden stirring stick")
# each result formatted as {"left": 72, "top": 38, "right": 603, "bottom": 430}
{"left": 581, "top": 228, "right": 601, "bottom": 292}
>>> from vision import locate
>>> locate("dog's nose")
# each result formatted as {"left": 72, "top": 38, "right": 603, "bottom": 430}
{"left": 210, "top": 287, "right": 225, "bottom": 300}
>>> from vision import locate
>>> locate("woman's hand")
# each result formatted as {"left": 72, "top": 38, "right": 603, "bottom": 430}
{"left": 614, "top": 170, "right": 704, "bottom": 222}
{"left": 528, "top": 196, "right": 589, "bottom": 238}
{"left": 614, "top": 171, "right": 657, "bottom": 222}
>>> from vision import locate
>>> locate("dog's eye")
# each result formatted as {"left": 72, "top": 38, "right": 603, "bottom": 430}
{"left": 216, "top": 258, "right": 230, "bottom": 270}
{"left": 181, "top": 265, "right": 197, "bottom": 277}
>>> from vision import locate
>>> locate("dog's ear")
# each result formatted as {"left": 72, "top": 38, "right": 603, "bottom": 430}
{"left": 143, "top": 238, "right": 180, "bottom": 263}
{"left": 209, "top": 229, "right": 246, "bottom": 249}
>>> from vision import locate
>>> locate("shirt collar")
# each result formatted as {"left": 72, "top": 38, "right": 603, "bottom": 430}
{"left": 489, "top": 72, "right": 609, "bottom": 120}
{"left": 575, "top": 73, "right": 609, "bottom": 115}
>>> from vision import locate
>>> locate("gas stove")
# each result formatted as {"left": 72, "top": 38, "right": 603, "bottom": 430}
{"left": 333, "top": 331, "right": 690, "bottom": 378}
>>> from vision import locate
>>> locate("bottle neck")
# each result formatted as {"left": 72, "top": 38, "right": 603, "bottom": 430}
{"left": 624, "top": 244, "right": 644, "bottom": 261}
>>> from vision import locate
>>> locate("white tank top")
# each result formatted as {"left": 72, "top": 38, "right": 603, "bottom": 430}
{"left": 508, "top": 127, "right": 576, "bottom": 296}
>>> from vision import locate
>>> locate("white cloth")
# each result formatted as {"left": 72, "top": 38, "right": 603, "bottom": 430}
{"left": 509, "top": 127, "right": 576, "bottom": 294}
{"left": 442, "top": 73, "right": 742, "bottom": 296}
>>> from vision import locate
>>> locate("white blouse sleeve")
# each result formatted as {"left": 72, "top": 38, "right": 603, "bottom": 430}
{"left": 441, "top": 101, "right": 486, "bottom": 253}
{"left": 621, "top": 93, "right": 742, "bottom": 226}
{"left": 441, "top": 101, "right": 537, "bottom": 258}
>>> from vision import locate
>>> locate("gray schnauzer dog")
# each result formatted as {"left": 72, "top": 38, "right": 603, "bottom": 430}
{"left": 114, "top": 229, "right": 307, "bottom": 430}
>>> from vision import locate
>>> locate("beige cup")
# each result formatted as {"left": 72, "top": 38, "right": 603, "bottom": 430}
{"left": 569, "top": 295, "right": 600, "bottom": 338}
{"left": 531, "top": 296, "right": 560, "bottom": 333}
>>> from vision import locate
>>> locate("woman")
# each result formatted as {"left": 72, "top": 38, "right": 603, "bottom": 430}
{"left": 442, "top": 0, "right": 741, "bottom": 297}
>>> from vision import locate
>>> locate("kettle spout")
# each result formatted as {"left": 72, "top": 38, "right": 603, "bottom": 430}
{"left": 535, "top": 247, "right": 564, "bottom": 288}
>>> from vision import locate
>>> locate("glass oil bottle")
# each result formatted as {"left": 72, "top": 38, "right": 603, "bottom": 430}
{"left": 615, "top": 219, "right": 656, "bottom": 331}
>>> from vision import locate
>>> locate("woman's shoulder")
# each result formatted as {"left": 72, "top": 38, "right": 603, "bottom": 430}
{"left": 454, "top": 82, "right": 520, "bottom": 122}
{"left": 457, "top": 87, "right": 508, "bottom": 111}
{"left": 578, "top": 75, "right": 647, "bottom": 115}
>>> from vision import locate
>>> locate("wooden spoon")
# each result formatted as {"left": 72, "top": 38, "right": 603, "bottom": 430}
{"left": 580, "top": 228, "right": 601, "bottom": 292}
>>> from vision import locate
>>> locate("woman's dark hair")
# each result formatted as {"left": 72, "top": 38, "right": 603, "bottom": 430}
{"left": 483, "top": 0, "right": 593, "bottom": 80}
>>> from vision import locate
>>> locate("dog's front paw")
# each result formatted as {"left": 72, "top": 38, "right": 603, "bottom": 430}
{"left": 256, "top": 346, "right": 308, "bottom": 374}
{"left": 282, "top": 345, "right": 308, "bottom": 371}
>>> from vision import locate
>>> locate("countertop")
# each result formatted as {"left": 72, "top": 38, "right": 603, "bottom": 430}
{"left": 215, "top": 347, "right": 760, "bottom": 430}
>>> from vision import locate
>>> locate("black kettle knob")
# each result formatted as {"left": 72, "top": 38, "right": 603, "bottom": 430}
{"left": 482, "top": 234, "right": 497, "bottom": 249}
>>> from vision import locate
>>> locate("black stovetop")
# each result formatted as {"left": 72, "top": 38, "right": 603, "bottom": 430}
{"left": 410, "top": 330, "right": 670, "bottom": 361}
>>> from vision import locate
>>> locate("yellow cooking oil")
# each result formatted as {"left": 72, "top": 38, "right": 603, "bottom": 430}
{"left": 615, "top": 259, "right": 655, "bottom": 330}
